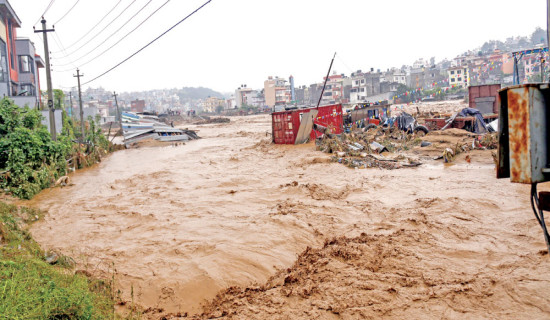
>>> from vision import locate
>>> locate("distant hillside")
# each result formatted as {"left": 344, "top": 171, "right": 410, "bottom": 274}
{"left": 177, "top": 87, "right": 224, "bottom": 100}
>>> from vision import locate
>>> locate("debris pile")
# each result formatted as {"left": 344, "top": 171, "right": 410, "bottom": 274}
{"left": 316, "top": 127, "right": 424, "bottom": 169}
{"left": 194, "top": 116, "right": 230, "bottom": 125}
{"left": 316, "top": 124, "right": 499, "bottom": 167}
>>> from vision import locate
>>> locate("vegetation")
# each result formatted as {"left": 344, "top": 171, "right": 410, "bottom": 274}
{"left": 0, "top": 202, "right": 116, "bottom": 319}
{"left": 0, "top": 98, "right": 110, "bottom": 199}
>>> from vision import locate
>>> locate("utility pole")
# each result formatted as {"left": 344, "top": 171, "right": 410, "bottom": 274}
{"left": 74, "top": 69, "right": 85, "bottom": 143}
{"left": 113, "top": 91, "right": 123, "bottom": 142}
{"left": 69, "top": 91, "right": 73, "bottom": 120}
{"left": 34, "top": 18, "right": 56, "bottom": 140}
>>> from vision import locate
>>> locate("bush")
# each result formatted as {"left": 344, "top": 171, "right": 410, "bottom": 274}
{"left": 0, "top": 98, "right": 72, "bottom": 199}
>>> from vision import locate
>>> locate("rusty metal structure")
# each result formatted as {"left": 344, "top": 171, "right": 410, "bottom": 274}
{"left": 498, "top": 83, "right": 550, "bottom": 252}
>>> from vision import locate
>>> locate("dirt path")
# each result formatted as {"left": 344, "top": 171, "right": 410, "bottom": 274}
{"left": 25, "top": 114, "right": 550, "bottom": 319}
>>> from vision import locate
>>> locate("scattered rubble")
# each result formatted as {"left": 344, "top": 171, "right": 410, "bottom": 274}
{"left": 316, "top": 124, "right": 498, "bottom": 168}
{"left": 194, "top": 116, "right": 230, "bottom": 125}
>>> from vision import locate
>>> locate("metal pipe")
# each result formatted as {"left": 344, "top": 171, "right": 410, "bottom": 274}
{"left": 316, "top": 52, "right": 336, "bottom": 109}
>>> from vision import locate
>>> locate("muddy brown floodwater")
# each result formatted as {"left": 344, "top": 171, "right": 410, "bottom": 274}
{"left": 25, "top": 114, "right": 550, "bottom": 319}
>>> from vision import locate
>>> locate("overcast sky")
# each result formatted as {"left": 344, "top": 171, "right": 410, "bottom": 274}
{"left": 12, "top": 0, "right": 548, "bottom": 94}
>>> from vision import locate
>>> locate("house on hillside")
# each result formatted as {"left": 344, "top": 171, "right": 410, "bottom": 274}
{"left": 447, "top": 66, "right": 470, "bottom": 88}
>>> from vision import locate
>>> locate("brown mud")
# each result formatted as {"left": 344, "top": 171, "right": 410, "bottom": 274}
{"left": 22, "top": 111, "right": 550, "bottom": 319}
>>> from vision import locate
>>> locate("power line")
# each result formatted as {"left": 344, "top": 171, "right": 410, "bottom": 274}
{"left": 82, "top": 0, "right": 212, "bottom": 86}
{"left": 56, "top": 0, "right": 155, "bottom": 67}
{"left": 51, "top": 31, "right": 77, "bottom": 70}
{"left": 34, "top": 0, "right": 56, "bottom": 26}
{"left": 53, "top": 0, "right": 81, "bottom": 26}
{"left": 60, "top": 0, "right": 139, "bottom": 58}
{"left": 56, "top": 0, "right": 171, "bottom": 72}
{"left": 52, "top": 0, "right": 125, "bottom": 54}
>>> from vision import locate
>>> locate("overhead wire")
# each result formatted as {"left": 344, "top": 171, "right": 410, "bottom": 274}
{"left": 56, "top": 0, "right": 137, "bottom": 57}
{"left": 82, "top": 0, "right": 212, "bottom": 86}
{"left": 56, "top": 0, "right": 171, "bottom": 72}
{"left": 52, "top": 0, "right": 81, "bottom": 26}
{"left": 51, "top": 31, "right": 77, "bottom": 71}
{"left": 34, "top": 0, "right": 56, "bottom": 26}
{"left": 54, "top": 0, "right": 123, "bottom": 53}
{"left": 56, "top": 0, "right": 155, "bottom": 67}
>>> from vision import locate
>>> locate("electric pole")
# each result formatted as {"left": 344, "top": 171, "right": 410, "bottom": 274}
{"left": 113, "top": 91, "right": 123, "bottom": 142}
{"left": 74, "top": 69, "right": 85, "bottom": 143}
{"left": 34, "top": 18, "right": 56, "bottom": 140}
{"left": 69, "top": 91, "right": 73, "bottom": 120}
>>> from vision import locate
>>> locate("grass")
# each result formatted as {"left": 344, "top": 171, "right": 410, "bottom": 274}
{"left": 0, "top": 202, "right": 117, "bottom": 319}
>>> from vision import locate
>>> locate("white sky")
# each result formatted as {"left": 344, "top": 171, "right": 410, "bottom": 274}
{"left": 12, "top": 0, "right": 548, "bottom": 93}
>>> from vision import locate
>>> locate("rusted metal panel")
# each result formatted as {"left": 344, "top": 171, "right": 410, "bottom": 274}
{"left": 272, "top": 111, "right": 300, "bottom": 144}
{"left": 310, "top": 104, "right": 344, "bottom": 140}
{"left": 468, "top": 84, "right": 501, "bottom": 114}
{"left": 503, "top": 84, "right": 549, "bottom": 183}
{"left": 272, "top": 104, "right": 344, "bottom": 144}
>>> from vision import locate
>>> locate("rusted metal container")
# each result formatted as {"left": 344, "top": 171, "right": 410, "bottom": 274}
{"left": 310, "top": 104, "right": 343, "bottom": 140}
{"left": 272, "top": 110, "right": 301, "bottom": 144}
{"left": 272, "top": 104, "right": 344, "bottom": 144}
{"left": 469, "top": 84, "right": 501, "bottom": 114}
{"left": 497, "top": 84, "right": 550, "bottom": 183}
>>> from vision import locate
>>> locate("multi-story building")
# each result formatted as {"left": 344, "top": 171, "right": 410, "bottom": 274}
{"left": 447, "top": 66, "right": 470, "bottom": 87}
{"left": 203, "top": 96, "right": 225, "bottom": 113}
{"left": 407, "top": 67, "right": 446, "bottom": 89}
{"left": 0, "top": 0, "right": 44, "bottom": 108}
{"left": 320, "top": 74, "right": 348, "bottom": 105}
{"left": 131, "top": 99, "right": 146, "bottom": 112}
{"left": 264, "top": 76, "right": 290, "bottom": 107}
{"left": 235, "top": 85, "right": 264, "bottom": 108}
{"left": 349, "top": 70, "right": 381, "bottom": 103}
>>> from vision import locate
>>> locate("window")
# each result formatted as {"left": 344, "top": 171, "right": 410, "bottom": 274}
{"left": 451, "top": 78, "right": 455, "bottom": 83}
{"left": 323, "top": 92, "right": 332, "bottom": 96}
{"left": 458, "top": 77, "right": 462, "bottom": 82}
{"left": 19, "top": 56, "right": 33, "bottom": 73}
{"left": 360, "top": 88, "right": 365, "bottom": 92}
{"left": 451, "top": 70, "right": 455, "bottom": 75}
{"left": 19, "top": 84, "right": 35, "bottom": 96}
{"left": 457, "top": 70, "right": 461, "bottom": 74}
{"left": 0, "top": 39, "right": 6, "bottom": 82}
{"left": 361, "top": 79, "right": 365, "bottom": 83}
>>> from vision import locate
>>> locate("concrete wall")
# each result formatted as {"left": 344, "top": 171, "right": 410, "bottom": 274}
{"left": 12, "top": 95, "right": 38, "bottom": 108}
{"left": 41, "top": 109, "right": 62, "bottom": 134}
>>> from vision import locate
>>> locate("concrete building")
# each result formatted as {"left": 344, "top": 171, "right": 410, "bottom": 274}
{"left": 264, "top": 76, "right": 290, "bottom": 107}
{"left": 15, "top": 38, "right": 44, "bottom": 108}
{"left": 235, "top": 85, "right": 264, "bottom": 108}
{"left": 0, "top": 2, "right": 45, "bottom": 109}
{"left": 447, "top": 66, "right": 469, "bottom": 87}
{"left": 349, "top": 70, "right": 381, "bottom": 103}
{"left": 131, "top": 99, "right": 146, "bottom": 112}
{"left": 203, "top": 96, "right": 225, "bottom": 113}
{"left": 235, "top": 85, "right": 253, "bottom": 108}
{"left": 407, "top": 67, "right": 446, "bottom": 89}
{"left": 320, "top": 74, "right": 349, "bottom": 105}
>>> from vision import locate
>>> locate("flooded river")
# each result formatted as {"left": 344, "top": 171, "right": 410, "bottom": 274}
{"left": 25, "top": 114, "right": 550, "bottom": 318}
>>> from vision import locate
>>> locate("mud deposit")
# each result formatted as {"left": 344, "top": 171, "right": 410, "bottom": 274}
{"left": 25, "top": 114, "right": 550, "bottom": 319}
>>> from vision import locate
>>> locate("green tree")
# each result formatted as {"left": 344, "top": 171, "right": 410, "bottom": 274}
{"left": 215, "top": 105, "right": 224, "bottom": 114}
{"left": 53, "top": 89, "right": 65, "bottom": 109}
